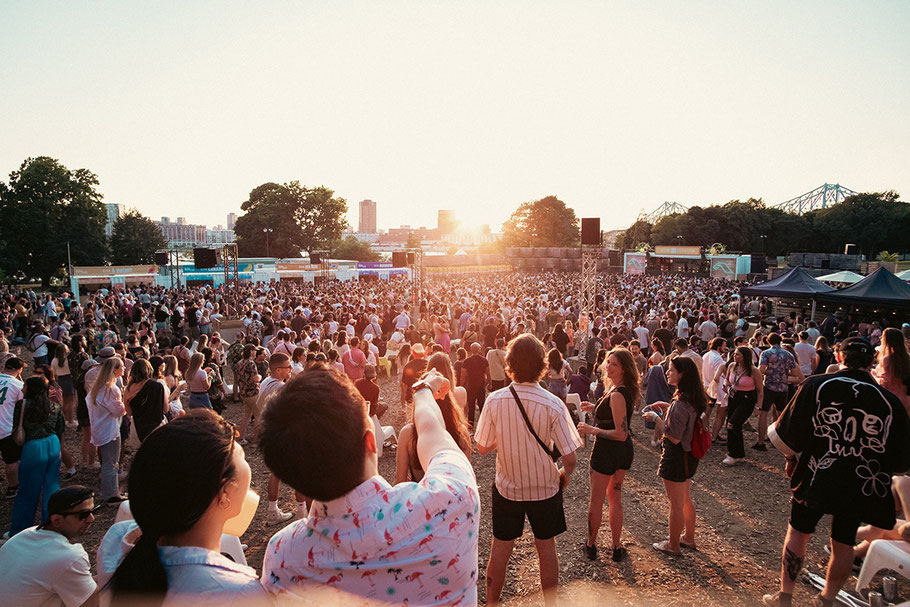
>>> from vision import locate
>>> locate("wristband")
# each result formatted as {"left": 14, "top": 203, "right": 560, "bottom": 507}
{"left": 411, "top": 380, "right": 434, "bottom": 395}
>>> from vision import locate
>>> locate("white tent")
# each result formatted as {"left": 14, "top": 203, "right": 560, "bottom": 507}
{"left": 896, "top": 268, "right": 910, "bottom": 281}
{"left": 816, "top": 270, "right": 864, "bottom": 284}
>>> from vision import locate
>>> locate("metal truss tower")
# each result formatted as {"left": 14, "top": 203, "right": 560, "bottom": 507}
{"left": 772, "top": 183, "right": 858, "bottom": 214}
{"left": 646, "top": 201, "right": 688, "bottom": 223}
{"left": 222, "top": 243, "right": 239, "bottom": 286}
{"left": 580, "top": 249, "right": 599, "bottom": 319}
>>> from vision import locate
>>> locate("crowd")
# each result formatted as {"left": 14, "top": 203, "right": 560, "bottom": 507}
{"left": 0, "top": 269, "right": 907, "bottom": 607}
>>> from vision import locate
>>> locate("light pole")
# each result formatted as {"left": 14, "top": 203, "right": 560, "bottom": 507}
{"left": 263, "top": 228, "right": 273, "bottom": 258}
{"left": 759, "top": 234, "right": 767, "bottom": 253}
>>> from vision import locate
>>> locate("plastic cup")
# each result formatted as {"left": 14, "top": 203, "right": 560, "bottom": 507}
{"left": 223, "top": 489, "right": 260, "bottom": 537}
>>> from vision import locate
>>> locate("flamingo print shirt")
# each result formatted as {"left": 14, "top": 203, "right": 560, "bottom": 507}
{"left": 262, "top": 449, "right": 479, "bottom": 606}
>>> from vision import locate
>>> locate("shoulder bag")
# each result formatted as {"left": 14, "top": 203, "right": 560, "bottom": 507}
{"left": 508, "top": 385, "right": 561, "bottom": 462}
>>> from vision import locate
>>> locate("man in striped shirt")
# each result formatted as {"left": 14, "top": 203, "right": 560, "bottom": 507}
{"left": 475, "top": 334, "right": 583, "bottom": 607}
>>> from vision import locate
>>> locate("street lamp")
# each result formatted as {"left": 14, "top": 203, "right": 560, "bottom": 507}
{"left": 760, "top": 234, "right": 767, "bottom": 253}
{"left": 263, "top": 228, "right": 274, "bottom": 258}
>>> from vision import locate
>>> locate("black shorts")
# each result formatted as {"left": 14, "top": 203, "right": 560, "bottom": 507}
{"left": 590, "top": 437, "right": 633, "bottom": 476}
{"left": 491, "top": 484, "right": 566, "bottom": 541}
{"left": 658, "top": 437, "right": 698, "bottom": 483}
{"left": 0, "top": 435, "right": 22, "bottom": 465}
{"left": 761, "top": 389, "right": 788, "bottom": 412}
{"left": 789, "top": 498, "right": 862, "bottom": 546}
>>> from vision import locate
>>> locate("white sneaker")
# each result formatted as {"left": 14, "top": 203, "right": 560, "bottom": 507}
{"left": 267, "top": 509, "right": 293, "bottom": 525}
{"left": 650, "top": 440, "right": 659, "bottom": 447}
{"left": 721, "top": 456, "right": 743, "bottom": 466}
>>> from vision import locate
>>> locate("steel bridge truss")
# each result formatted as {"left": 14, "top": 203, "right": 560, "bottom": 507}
{"left": 772, "top": 183, "right": 858, "bottom": 214}
{"left": 646, "top": 201, "right": 689, "bottom": 223}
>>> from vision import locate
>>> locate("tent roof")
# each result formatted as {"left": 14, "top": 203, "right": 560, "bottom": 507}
{"left": 896, "top": 268, "right": 910, "bottom": 281}
{"left": 817, "top": 267, "right": 910, "bottom": 308}
{"left": 816, "top": 270, "right": 864, "bottom": 284}
{"left": 739, "top": 266, "right": 836, "bottom": 298}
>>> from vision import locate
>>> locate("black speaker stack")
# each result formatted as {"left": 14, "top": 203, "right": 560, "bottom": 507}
{"left": 193, "top": 247, "right": 219, "bottom": 269}
{"left": 580, "top": 218, "right": 601, "bottom": 246}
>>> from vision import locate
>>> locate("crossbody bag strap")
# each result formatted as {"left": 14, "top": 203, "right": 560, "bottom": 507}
{"left": 508, "top": 385, "right": 555, "bottom": 459}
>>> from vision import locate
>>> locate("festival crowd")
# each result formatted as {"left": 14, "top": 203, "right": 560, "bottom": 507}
{"left": 0, "top": 270, "right": 907, "bottom": 607}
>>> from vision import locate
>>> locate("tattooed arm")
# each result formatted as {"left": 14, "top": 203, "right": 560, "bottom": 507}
{"left": 577, "top": 391, "right": 628, "bottom": 441}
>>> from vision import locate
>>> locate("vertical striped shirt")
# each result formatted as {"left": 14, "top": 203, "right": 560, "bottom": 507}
{"left": 474, "top": 382, "right": 583, "bottom": 501}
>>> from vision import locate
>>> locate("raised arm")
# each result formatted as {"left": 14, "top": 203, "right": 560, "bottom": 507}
{"left": 413, "top": 370, "right": 461, "bottom": 469}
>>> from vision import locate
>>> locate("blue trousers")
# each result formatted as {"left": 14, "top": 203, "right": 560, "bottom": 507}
{"left": 9, "top": 434, "right": 61, "bottom": 536}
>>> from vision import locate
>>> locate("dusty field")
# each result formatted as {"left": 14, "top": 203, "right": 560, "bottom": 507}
{"left": 0, "top": 350, "right": 900, "bottom": 606}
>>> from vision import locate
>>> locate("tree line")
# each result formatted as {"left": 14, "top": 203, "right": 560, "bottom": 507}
{"left": 614, "top": 193, "right": 909, "bottom": 258}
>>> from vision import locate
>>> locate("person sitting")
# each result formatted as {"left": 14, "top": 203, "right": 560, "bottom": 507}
{"left": 259, "top": 366, "right": 479, "bottom": 604}
{"left": 0, "top": 485, "right": 98, "bottom": 607}
{"left": 98, "top": 410, "right": 265, "bottom": 605}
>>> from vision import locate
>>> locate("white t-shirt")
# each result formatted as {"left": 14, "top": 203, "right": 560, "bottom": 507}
{"left": 793, "top": 342, "right": 817, "bottom": 375}
{"left": 677, "top": 317, "right": 689, "bottom": 338}
{"left": 256, "top": 377, "right": 284, "bottom": 411}
{"left": 0, "top": 527, "right": 96, "bottom": 607}
{"left": 0, "top": 373, "right": 25, "bottom": 439}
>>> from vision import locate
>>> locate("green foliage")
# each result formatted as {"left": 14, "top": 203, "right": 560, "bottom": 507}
{"left": 330, "top": 236, "right": 380, "bottom": 261}
{"left": 876, "top": 250, "right": 899, "bottom": 263}
{"left": 0, "top": 156, "right": 107, "bottom": 285}
{"left": 502, "top": 195, "right": 579, "bottom": 247}
{"left": 406, "top": 232, "right": 421, "bottom": 249}
{"left": 615, "top": 219, "right": 651, "bottom": 251}
{"left": 110, "top": 210, "right": 167, "bottom": 265}
{"left": 626, "top": 192, "right": 908, "bottom": 258}
{"left": 234, "top": 181, "right": 348, "bottom": 258}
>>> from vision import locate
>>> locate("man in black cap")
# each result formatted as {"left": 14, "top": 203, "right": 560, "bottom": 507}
{"left": 763, "top": 337, "right": 910, "bottom": 607}
{"left": 0, "top": 485, "right": 98, "bottom": 606}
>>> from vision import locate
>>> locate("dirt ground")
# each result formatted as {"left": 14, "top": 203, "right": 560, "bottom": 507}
{"left": 0, "top": 348, "right": 903, "bottom": 606}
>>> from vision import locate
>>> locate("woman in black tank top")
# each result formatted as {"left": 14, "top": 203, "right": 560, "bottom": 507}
{"left": 576, "top": 348, "right": 640, "bottom": 562}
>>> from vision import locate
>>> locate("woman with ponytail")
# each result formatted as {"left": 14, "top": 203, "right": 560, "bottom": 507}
{"left": 97, "top": 410, "right": 264, "bottom": 605}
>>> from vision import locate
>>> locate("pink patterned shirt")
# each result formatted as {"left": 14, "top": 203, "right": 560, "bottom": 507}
{"left": 262, "top": 450, "right": 479, "bottom": 606}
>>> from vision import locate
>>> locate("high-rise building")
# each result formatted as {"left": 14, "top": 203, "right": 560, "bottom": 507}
{"left": 227, "top": 213, "right": 237, "bottom": 230}
{"left": 104, "top": 203, "right": 125, "bottom": 237}
{"left": 437, "top": 210, "right": 457, "bottom": 235}
{"left": 359, "top": 199, "right": 377, "bottom": 234}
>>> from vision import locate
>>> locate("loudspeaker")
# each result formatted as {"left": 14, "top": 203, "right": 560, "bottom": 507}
{"left": 407, "top": 252, "right": 416, "bottom": 264}
{"left": 310, "top": 253, "right": 321, "bottom": 264}
{"left": 750, "top": 252, "right": 767, "bottom": 274}
{"left": 844, "top": 244, "right": 858, "bottom": 256}
{"left": 392, "top": 252, "right": 407, "bottom": 267}
{"left": 193, "top": 248, "right": 218, "bottom": 269}
{"left": 154, "top": 252, "right": 169, "bottom": 266}
{"left": 581, "top": 218, "right": 601, "bottom": 246}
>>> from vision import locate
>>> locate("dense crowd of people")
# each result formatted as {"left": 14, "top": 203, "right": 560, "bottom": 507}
{"left": 0, "top": 269, "right": 907, "bottom": 606}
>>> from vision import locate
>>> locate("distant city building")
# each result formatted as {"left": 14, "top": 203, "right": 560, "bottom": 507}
{"left": 227, "top": 212, "right": 237, "bottom": 230}
{"left": 359, "top": 199, "right": 377, "bottom": 234}
{"left": 104, "top": 203, "right": 125, "bottom": 237}
{"left": 205, "top": 226, "right": 235, "bottom": 244}
{"left": 156, "top": 219, "right": 206, "bottom": 248}
{"left": 437, "top": 210, "right": 457, "bottom": 235}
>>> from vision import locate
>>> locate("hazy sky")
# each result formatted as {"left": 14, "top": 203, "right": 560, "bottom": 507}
{"left": 2, "top": 2, "right": 908, "bottom": 232}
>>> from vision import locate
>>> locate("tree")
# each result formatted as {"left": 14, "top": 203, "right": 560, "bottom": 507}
{"left": 615, "top": 219, "right": 651, "bottom": 251}
{"left": 502, "top": 195, "right": 579, "bottom": 247}
{"left": 804, "top": 191, "right": 909, "bottom": 257}
{"left": 109, "top": 210, "right": 167, "bottom": 265}
{"left": 0, "top": 156, "right": 107, "bottom": 285}
{"left": 330, "top": 236, "right": 380, "bottom": 261}
{"left": 234, "top": 181, "right": 348, "bottom": 258}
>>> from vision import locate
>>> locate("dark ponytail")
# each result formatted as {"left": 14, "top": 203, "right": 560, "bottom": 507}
{"left": 670, "top": 356, "right": 708, "bottom": 416}
{"left": 109, "top": 410, "right": 237, "bottom": 603}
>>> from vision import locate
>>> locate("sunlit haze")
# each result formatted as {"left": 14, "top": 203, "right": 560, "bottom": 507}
{"left": 2, "top": 2, "right": 908, "bottom": 232}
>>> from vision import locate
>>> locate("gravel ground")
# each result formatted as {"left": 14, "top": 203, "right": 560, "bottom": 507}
{"left": 0, "top": 346, "right": 903, "bottom": 606}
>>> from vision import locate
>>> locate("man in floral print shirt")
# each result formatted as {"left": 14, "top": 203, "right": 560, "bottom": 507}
{"left": 260, "top": 366, "right": 479, "bottom": 605}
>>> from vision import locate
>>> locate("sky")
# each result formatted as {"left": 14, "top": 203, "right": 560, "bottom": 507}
{"left": 2, "top": 2, "right": 908, "bottom": 233}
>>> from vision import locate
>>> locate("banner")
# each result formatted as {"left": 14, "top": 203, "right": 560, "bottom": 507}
{"left": 623, "top": 253, "right": 647, "bottom": 275}
{"left": 73, "top": 265, "right": 157, "bottom": 277}
{"left": 357, "top": 262, "right": 393, "bottom": 269}
{"left": 276, "top": 262, "right": 321, "bottom": 272}
{"left": 710, "top": 256, "right": 738, "bottom": 280}
{"left": 654, "top": 245, "right": 701, "bottom": 257}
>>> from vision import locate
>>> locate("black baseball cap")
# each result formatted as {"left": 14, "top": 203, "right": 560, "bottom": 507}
{"left": 840, "top": 337, "right": 875, "bottom": 356}
{"left": 46, "top": 485, "right": 94, "bottom": 519}
{"left": 4, "top": 356, "right": 26, "bottom": 370}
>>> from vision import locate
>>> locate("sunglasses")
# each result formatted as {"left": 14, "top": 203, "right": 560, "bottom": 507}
{"left": 61, "top": 505, "right": 103, "bottom": 520}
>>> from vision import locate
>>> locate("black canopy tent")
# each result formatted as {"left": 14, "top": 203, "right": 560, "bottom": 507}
{"left": 739, "top": 267, "right": 836, "bottom": 321}
{"left": 816, "top": 267, "right": 910, "bottom": 310}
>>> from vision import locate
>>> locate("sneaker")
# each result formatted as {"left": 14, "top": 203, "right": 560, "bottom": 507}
{"left": 238, "top": 438, "right": 248, "bottom": 446}
{"left": 106, "top": 495, "right": 128, "bottom": 504}
{"left": 583, "top": 543, "right": 597, "bottom": 560}
{"left": 714, "top": 436, "right": 727, "bottom": 445}
{"left": 721, "top": 456, "right": 743, "bottom": 466}
{"left": 65, "top": 420, "right": 78, "bottom": 429}
{"left": 751, "top": 443, "right": 768, "bottom": 452}
{"left": 62, "top": 469, "right": 78, "bottom": 481}
{"left": 4, "top": 486, "right": 18, "bottom": 499}
{"left": 650, "top": 440, "right": 659, "bottom": 447}
{"left": 91, "top": 461, "right": 101, "bottom": 469}
{"left": 761, "top": 591, "right": 783, "bottom": 607}
{"left": 267, "top": 509, "right": 293, "bottom": 525}
{"left": 611, "top": 546, "right": 627, "bottom": 562}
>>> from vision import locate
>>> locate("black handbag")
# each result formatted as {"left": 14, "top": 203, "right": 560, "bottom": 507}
{"left": 509, "top": 386, "right": 561, "bottom": 462}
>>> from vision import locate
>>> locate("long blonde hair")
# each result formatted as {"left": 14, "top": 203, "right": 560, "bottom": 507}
{"left": 90, "top": 357, "right": 123, "bottom": 402}
{"left": 185, "top": 352, "right": 205, "bottom": 382}
{"left": 163, "top": 355, "right": 180, "bottom": 380}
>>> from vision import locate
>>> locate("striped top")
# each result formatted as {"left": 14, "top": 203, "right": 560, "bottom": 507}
{"left": 475, "top": 382, "right": 583, "bottom": 501}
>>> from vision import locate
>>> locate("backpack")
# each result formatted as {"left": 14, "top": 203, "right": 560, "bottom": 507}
{"left": 690, "top": 416, "right": 712, "bottom": 459}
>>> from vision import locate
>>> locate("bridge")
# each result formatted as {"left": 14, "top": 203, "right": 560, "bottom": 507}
{"left": 641, "top": 182, "right": 858, "bottom": 223}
